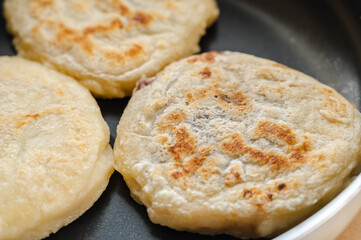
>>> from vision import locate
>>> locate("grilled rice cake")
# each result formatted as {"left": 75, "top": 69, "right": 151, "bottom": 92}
{"left": 113, "top": 51, "right": 361, "bottom": 238}
{"left": 0, "top": 56, "right": 114, "bottom": 240}
{"left": 3, "top": 0, "right": 219, "bottom": 98}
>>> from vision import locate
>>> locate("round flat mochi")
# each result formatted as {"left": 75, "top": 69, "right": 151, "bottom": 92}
{"left": 0, "top": 56, "right": 114, "bottom": 240}
{"left": 4, "top": 0, "right": 219, "bottom": 98}
{"left": 114, "top": 51, "right": 361, "bottom": 238}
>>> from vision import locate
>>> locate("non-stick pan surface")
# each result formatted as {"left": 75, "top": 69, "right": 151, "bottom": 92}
{"left": 1, "top": 0, "right": 361, "bottom": 239}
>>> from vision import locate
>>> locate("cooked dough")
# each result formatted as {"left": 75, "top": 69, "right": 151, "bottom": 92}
{"left": 4, "top": 0, "right": 219, "bottom": 98}
{"left": 113, "top": 51, "right": 361, "bottom": 238}
{"left": 0, "top": 56, "right": 114, "bottom": 240}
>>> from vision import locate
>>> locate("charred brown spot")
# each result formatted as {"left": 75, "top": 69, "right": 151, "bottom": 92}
{"left": 15, "top": 121, "right": 27, "bottom": 129}
{"left": 31, "top": 0, "right": 53, "bottom": 7}
{"left": 74, "top": 36, "right": 94, "bottom": 54}
{"left": 267, "top": 154, "right": 289, "bottom": 170}
{"left": 168, "top": 146, "right": 176, "bottom": 153}
{"left": 247, "top": 146, "right": 289, "bottom": 171}
{"left": 52, "top": 22, "right": 96, "bottom": 54}
{"left": 187, "top": 57, "right": 199, "bottom": 63}
{"left": 202, "top": 51, "right": 222, "bottom": 62}
{"left": 233, "top": 171, "right": 240, "bottom": 179}
{"left": 257, "top": 121, "right": 297, "bottom": 145}
{"left": 242, "top": 188, "right": 273, "bottom": 205}
{"left": 200, "top": 67, "right": 212, "bottom": 79}
{"left": 166, "top": 112, "right": 184, "bottom": 122}
{"left": 60, "top": 27, "right": 75, "bottom": 35}
{"left": 40, "top": 18, "right": 125, "bottom": 54}
{"left": 159, "top": 136, "right": 168, "bottom": 144}
{"left": 132, "top": 11, "right": 153, "bottom": 24}
{"left": 323, "top": 88, "right": 334, "bottom": 94}
{"left": 29, "top": 0, "right": 54, "bottom": 16}
{"left": 198, "top": 166, "right": 220, "bottom": 179}
{"left": 183, "top": 155, "right": 206, "bottom": 174}
{"left": 82, "top": 27, "right": 100, "bottom": 35}
{"left": 219, "top": 91, "right": 249, "bottom": 108}
{"left": 273, "top": 63, "right": 290, "bottom": 69}
{"left": 157, "top": 123, "right": 174, "bottom": 133}
{"left": 167, "top": 127, "right": 196, "bottom": 161}
{"left": 186, "top": 93, "right": 194, "bottom": 105}
{"left": 267, "top": 193, "right": 273, "bottom": 200}
{"left": 290, "top": 151, "right": 303, "bottom": 161}
{"left": 288, "top": 140, "right": 311, "bottom": 163}
{"left": 117, "top": 2, "right": 130, "bottom": 15}
{"left": 228, "top": 91, "right": 248, "bottom": 106}
{"left": 221, "top": 134, "right": 247, "bottom": 155}
{"left": 224, "top": 165, "right": 243, "bottom": 187}
{"left": 16, "top": 113, "right": 41, "bottom": 129}
{"left": 222, "top": 134, "right": 292, "bottom": 171}
{"left": 125, "top": 44, "right": 143, "bottom": 58}
{"left": 25, "top": 113, "right": 40, "bottom": 119}
{"left": 168, "top": 148, "right": 214, "bottom": 181}
{"left": 56, "top": 23, "right": 77, "bottom": 41}
{"left": 157, "top": 111, "right": 184, "bottom": 132}
{"left": 204, "top": 53, "right": 215, "bottom": 62}
{"left": 243, "top": 189, "right": 252, "bottom": 198}
{"left": 103, "top": 41, "right": 142, "bottom": 63}
{"left": 171, "top": 171, "right": 183, "bottom": 179}
{"left": 119, "top": 5, "right": 129, "bottom": 14}
{"left": 192, "top": 84, "right": 224, "bottom": 102}
{"left": 278, "top": 183, "right": 286, "bottom": 190}
{"left": 246, "top": 147, "right": 266, "bottom": 161}
{"left": 273, "top": 181, "right": 299, "bottom": 192}
{"left": 243, "top": 188, "right": 263, "bottom": 198}
{"left": 221, "top": 94, "right": 231, "bottom": 103}
{"left": 84, "top": 19, "right": 123, "bottom": 35}
{"left": 135, "top": 79, "right": 154, "bottom": 91}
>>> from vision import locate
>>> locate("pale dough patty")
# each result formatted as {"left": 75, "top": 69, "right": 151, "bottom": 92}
{"left": 0, "top": 56, "right": 114, "bottom": 240}
{"left": 4, "top": 0, "right": 219, "bottom": 98}
{"left": 114, "top": 51, "right": 361, "bottom": 238}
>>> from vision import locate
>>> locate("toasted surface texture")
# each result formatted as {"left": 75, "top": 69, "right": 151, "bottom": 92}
{"left": 0, "top": 56, "right": 114, "bottom": 240}
{"left": 4, "top": 0, "right": 219, "bottom": 98}
{"left": 114, "top": 51, "right": 361, "bottom": 238}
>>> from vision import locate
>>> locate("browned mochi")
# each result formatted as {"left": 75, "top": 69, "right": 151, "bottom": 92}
{"left": 4, "top": 0, "right": 219, "bottom": 98}
{"left": 0, "top": 56, "right": 114, "bottom": 240}
{"left": 114, "top": 51, "right": 361, "bottom": 238}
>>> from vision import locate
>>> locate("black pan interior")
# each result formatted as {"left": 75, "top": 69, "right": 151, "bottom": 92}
{"left": 1, "top": 0, "right": 361, "bottom": 239}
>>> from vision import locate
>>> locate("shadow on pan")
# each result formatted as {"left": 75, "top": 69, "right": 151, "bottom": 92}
{"left": 0, "top": 0, "right": 360, "bottom": 239}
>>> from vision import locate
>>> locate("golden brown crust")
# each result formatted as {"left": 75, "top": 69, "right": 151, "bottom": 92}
{"left": 114, "top": 51, "right": 361, "bottom": 238}
{"left": 0, "top": 56, "right": 113, "bottom": 239}
{"left": 5, "top": 0, "right": 219, "bottom": 98}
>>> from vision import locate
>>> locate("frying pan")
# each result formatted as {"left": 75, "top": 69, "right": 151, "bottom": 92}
{"left": 1, "top": 0, "right": 361, "bottom": 239}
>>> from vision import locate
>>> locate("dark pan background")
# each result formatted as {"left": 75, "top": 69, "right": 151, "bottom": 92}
{"left": 1, "top": 0, "right": 361, "bottom": 239}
